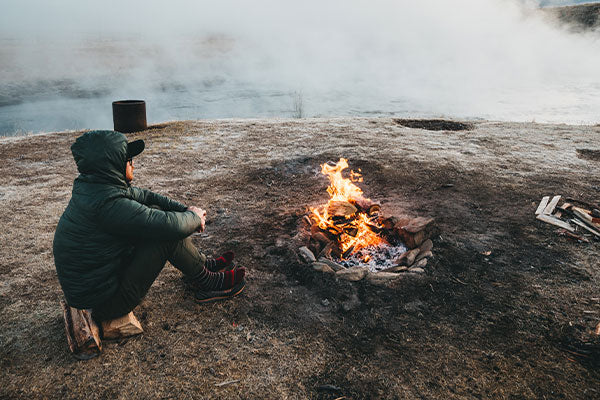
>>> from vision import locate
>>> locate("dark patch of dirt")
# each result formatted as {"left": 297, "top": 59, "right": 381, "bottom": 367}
{"left": 543, "top": 4, "right": 600, "bottom": 31}
{"left": 577, "top": 148, "right": 600, "bottom": 162}
{"left": 393, "top": 118, "right": 474, "bottom": 131}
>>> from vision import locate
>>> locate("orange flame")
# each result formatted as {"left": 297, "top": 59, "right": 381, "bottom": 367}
{"left": 310, "top": 158, "right": 385, "bottom": 257}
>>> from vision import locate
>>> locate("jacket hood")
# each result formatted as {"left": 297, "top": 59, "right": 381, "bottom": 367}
{"left": 71, "top": 130, "right": 129, "bottom": 187}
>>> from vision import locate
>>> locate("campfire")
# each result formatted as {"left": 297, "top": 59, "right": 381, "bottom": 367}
{"left": 298, "top": 158, "right": 435, "bottom": 284}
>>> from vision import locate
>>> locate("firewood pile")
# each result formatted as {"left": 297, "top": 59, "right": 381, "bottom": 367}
{"left": 298, "top": 210, "right": 436, "bottom": 285}
{"left": 535, "top": 195, "right": 600, "bottom": 242}
{"left": 61, "top": 301, "right": 143, "bottom": 360}
{"left": 296, "top": 158, "right": 436, "bottom": 285}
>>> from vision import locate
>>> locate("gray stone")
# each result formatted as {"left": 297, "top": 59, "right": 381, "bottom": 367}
{"left": 336, "top": 266, "right": 368, "bottom": 281}
{"left": 381, "top": 265, "right": 408, "bottom": 273}
{"left": 318, "top": 257, "right": 346, "bottom": 271}
{"left": 321, "top": 299, "right": 330, "bottom": 307}
{"left": 312, "top": 262, "right": 335, "bottom": 274}
{"left": 298, "top": 246, "right": 316, "bottom": 263}
{"left": 395, "top": 248, "right": 420, "bottom": 266}
{"left": 415, "top": 250, "right": 433, "bottom": 262}
{"left": 402, "top": 272, "right": 425, "bottom": 279}
{"left": 366, "top": 272, "right": 403, "bottom": 286}
{"left": 418, "top": 239, "right": 433, "bottom": 254}
{"left": 413, "top": 258, "right": 428, "bottom": 268}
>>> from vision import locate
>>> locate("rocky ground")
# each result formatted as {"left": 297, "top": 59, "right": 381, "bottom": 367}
{"left": 543, "top": 3, "right": 600, "bottom": 31}
{"left": 1, "top": 117, "right": 599, "bottom": 399}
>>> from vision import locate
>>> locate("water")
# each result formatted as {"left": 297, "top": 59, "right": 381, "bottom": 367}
{"left": 3, "top": 0, "right": 600, "bottom": 136}
{"left": 3, "top": 71, "right": 599, "bottom": 137}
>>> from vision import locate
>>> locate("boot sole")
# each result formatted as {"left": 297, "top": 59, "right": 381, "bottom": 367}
{"left": 195, "top": 281, "right": 245, "bottom": 304}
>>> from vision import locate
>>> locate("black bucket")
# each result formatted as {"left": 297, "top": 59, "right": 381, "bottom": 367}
{"left": 112, "top": 100, "right": 147, "bottom": 133}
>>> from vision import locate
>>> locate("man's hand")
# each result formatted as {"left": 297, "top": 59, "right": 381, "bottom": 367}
{"left": 188, "top": 206, "right": 206, "bottom": 232}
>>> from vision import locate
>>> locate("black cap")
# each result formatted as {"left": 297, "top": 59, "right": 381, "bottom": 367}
{"left": 126, "top": 139, "right": 145, "bottom": 159}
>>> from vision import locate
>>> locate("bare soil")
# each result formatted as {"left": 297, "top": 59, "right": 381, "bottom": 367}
{"left": 1, "top": 117, "right": 600, "bottom": 399}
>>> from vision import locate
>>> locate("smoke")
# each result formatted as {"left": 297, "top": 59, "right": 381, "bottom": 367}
{"left": 1, "top": 0, "right": 599, "bottom": 134}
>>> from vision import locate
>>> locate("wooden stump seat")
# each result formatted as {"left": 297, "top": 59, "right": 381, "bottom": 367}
{"left": 61, "top": 301, "right": 102, "bottom": 360}
{"left": 62, "top": 301, "right": 144, "bottom": 360}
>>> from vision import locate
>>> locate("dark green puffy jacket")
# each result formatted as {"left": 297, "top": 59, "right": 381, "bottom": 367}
{"left": 53, "top": 130, "right": 202, "bottom": 309}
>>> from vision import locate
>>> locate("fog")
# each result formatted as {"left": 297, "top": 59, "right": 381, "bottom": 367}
{"left": 1, "top": 0, "right": 599, "bottom": 135}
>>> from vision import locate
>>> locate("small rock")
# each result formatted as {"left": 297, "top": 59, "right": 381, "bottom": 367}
{"left": 312, "top": 262, "right": 335, "bottom": 274}
{"left": 318, "top": 257, "right": 346, "bottom": 271}
{"left": 298, "top": 246, "right": 316, "bottom": 263}
{"left": 407, "top": 267, "right": 425, "bottom": 274}
{"left": 418, "top": 239, "right": 433, "bottom": 254}
{"left": 336, "top": 266, "right": 368, "bottom": 281}
{"left": 321, "top": 299, "right": 330, "bottom": 307}
{"left": 415, "top": 250, "right": 433, "bottom": 262}
{"left": 413, "top": 258, "right": 428, "bottom": 268}
{"left": 382, "top": 265, "right": 408, "bottom": 273}
{"left": 366, "top": 272, "right": 402, "bottom": 286}
{"left": 395, "top": 248, "right": 420, "bottom": 266}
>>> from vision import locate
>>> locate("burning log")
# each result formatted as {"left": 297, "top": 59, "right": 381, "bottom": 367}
{"left": 311, "top": 231, "right": 332, "bottom": 245}
{"left": 328, "top": 201, "right": 358, "bottom": 217}
{"left": 342, "top": 245, "right": 356, "bottom": 259}
{"left": 326, "top": 225, "right": 343, "bottom": 236}
{"left": 381, "top": 216, "right": 399, "bottom": 230}
{"left": 368, "top": 204, "right": 381, "bottom": 216}
{"left": 302, "top": 158, "right": 436, "bottom": 280}
{"left": 343, "top": 227, "right": 359, "bottom": 237}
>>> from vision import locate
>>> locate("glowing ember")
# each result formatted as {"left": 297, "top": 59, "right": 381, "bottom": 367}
{"left": 310, "top": 158, "right": 386, "bottom": 257}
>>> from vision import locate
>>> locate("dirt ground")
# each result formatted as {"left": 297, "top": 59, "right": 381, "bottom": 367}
{"left": 1, "top": 117, "right": 599, "bottom": 399}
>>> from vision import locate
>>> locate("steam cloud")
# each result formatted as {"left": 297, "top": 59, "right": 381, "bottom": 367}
{"left": 1, "top": 0, "right": 599, "bottom": 134}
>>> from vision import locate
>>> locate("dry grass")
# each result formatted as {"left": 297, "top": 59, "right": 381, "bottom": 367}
{"left": 1, "top": 117, "right": 600, "bottom": 399}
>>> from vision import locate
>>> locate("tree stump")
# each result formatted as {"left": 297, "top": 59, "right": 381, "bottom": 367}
{"left": 61, "top": 300, "right": 102, "bottom": 360}
{"left": 101, "top": 311, "right": 144, "bottom": 339}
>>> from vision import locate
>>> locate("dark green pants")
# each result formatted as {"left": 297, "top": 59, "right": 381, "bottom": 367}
{"left": 93, "top": 237, "right": 205, "bottom": 321}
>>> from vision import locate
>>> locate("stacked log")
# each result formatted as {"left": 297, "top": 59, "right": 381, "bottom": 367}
{"left": 307, "top": 198, "right": 383, "bottom": 259}
{"left": 101, "top": 312, "right": 144, "bottom": 339}
{"left": 61, "top": 300, "right": 102, "bottom": 360}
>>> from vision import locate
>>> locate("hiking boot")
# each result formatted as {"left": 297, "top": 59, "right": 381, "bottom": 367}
{"left": 205, "top": 250, "right": 236, "bottom": 272}
{"left": 195, "top": 280, "right": 246, "bottom": 303}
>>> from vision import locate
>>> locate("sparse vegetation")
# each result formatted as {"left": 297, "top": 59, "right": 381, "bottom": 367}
{"left": 292, "top": 90, "right": 304, "bottom": 118}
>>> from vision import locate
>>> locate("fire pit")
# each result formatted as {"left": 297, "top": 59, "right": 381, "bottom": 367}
{"left": 297, "top": 158, "right": 435, "bottom": 286}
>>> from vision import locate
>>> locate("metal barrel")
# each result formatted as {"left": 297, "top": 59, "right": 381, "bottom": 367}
{"left": 112, "top": 100, "right": 147, "bottom": 133}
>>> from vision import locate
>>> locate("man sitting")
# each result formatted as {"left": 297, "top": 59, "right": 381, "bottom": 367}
{"left": 53, "top": 130, "right": 245, "bottom": 323}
